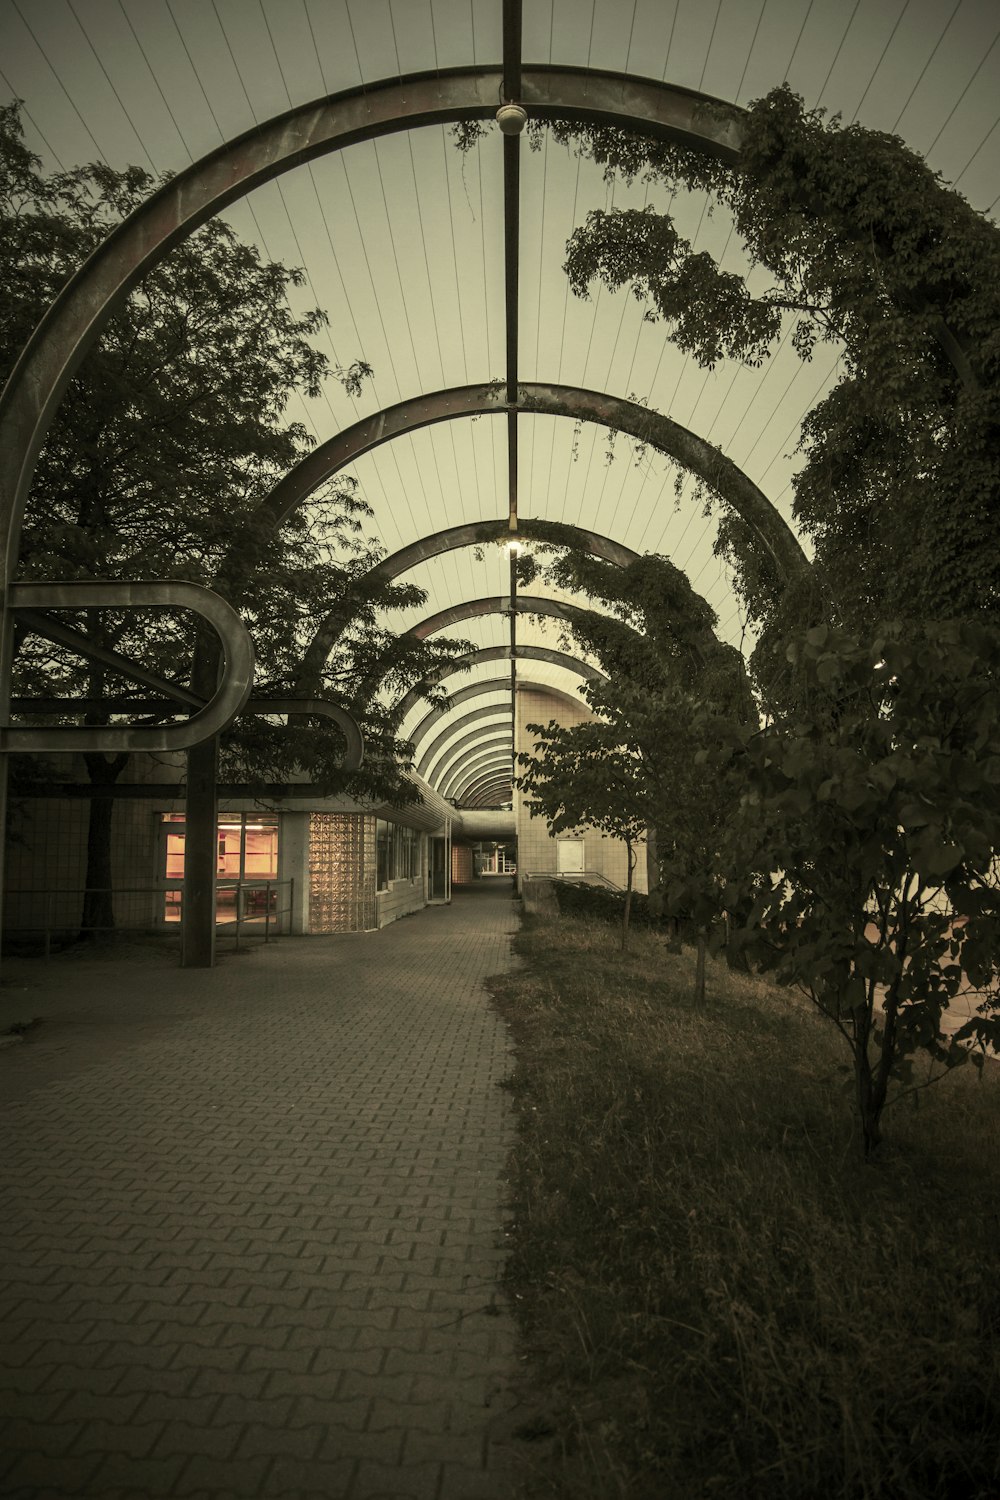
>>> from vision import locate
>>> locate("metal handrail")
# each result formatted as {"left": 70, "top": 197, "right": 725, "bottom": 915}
{"left": 521, "top": 870, "right": 624, "bottom": 891}
{"left": 3, "top": 878, "right": 294, "bottom": 957}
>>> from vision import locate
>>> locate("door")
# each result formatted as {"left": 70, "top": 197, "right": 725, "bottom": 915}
{"left": 557, "top": 839, "right": 585, "bottom": 875}
{"left": 430, "top": 836, "right": 447, "bottom": 899}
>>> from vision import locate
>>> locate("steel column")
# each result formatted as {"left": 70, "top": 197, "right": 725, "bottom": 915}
{"left": 182, "top": 735, "right": 218, "bottom": 969}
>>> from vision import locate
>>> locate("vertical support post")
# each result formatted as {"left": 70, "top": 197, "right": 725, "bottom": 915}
{"left": 264, "top": 880, "right": 271, "bottom": 943}
{"left": 0, "top": 597, "right": 13, "bottom": 974}
{"left": 181, "top": 734, "right": 218, "bottom": 968}
{"left": 509, "top": 545, "right": 518, "bottom": 781}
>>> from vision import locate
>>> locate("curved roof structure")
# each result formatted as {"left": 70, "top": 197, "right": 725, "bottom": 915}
{"left": 2, "top": 0, "right": 997, "bottom": 807}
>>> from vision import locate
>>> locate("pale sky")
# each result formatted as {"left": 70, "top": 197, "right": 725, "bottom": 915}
{"left": 2, "top": 0, "right": 998, "bottom": 772}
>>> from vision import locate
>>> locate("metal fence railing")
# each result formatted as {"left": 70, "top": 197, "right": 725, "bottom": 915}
{"left": 2, "top": 879, "right": 294, "bottom": 957}
{"left": 521, "top": 870, "right": 624, "bottom": 891}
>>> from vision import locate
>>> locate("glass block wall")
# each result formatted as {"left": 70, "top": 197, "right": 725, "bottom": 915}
{"left": 308, "top": 813, "right": 376, "bottom": 932}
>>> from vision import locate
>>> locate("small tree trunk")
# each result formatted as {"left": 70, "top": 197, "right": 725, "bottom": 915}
{"left": 694, "top": 926, "right": 707, "bottom": 1003}
{"left": 621, "top": 839, "right": 635, "bottom": 952}
{"left": 79, "top": 751, "right": 128, "bottom": 941}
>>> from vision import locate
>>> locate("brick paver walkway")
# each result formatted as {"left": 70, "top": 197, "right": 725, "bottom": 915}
{"left": 0, "top": 886, "right": 521, "bottom": 1499}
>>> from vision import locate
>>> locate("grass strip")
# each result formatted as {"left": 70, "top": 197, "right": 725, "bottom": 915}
{"left": 490, "top": 913, "right": 1000, "bottom": 1500}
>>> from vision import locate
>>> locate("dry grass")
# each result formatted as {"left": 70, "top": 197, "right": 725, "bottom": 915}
{"left": 491, "top": 915, "right": 1000, "bottom": 1500}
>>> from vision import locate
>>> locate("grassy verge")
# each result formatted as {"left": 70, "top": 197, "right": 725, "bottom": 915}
{"left": 490, "top": 914, "right": 1000, "bottom": 1500}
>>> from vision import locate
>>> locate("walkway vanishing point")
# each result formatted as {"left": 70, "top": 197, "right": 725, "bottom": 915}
{"left": 0, "top": 885, "right": 520, "bottom": 1500}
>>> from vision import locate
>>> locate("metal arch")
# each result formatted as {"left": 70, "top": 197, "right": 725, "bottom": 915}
{"left": 278, "top": 384, "right": 806, "bottom": 638}
{"left": 440, "top": 744, "right": 515, "bottom": 804}
{"left": 462, "top": 775, "right": 513, "bottom": 803}
{"left": 464, "top": 789, "right": 513, "bottom": 810}
{"left": 0, "top": 66, "right": 750, "bottom": 587}
{"left": 460, "top": 779, "right": 513, "bottom": 808}
{"left": 406, "top": 674, "right": 586, "bottom": 749}
{"left": 432, "top": 731, "right": 514, "bottom": 799}
{"left": 449, "top": 757, "right": 515, "bottom": 804}
{"left": 1, "top": 582, "right": 253, "bottom": 752}
{"left": 444, "top": 747, "right": 514, "bottom": 803}
{"left": 459, "top": 768, "right": 514, "bottom": 800}
{"left": 407, "top": 594, "right": 583, "bottom": 641}
{"left": 354, "top": 596, "right": 604, "bottom": 709}
{"left": 457, "top": 772, "right": 514, "bottom": 806}
{"left": 246, "top": 699, "right": 364, "bottom": 771}
{"left": 299, "top": 520, "right": 638, "bottom": 690}
{"left": 394, "top": 645, "right": 606, "bottom": 722}
{"left": 372, "top": 519, "right": 638, "bottom": 582}
{"left": 418, "top": 706, "right": 513, "bottom": 780}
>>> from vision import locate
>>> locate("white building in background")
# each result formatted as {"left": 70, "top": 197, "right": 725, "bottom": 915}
{"left": 513, "top": 686, "right": 648, "bottom": 897}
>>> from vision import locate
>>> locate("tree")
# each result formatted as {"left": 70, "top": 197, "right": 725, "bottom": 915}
{"left": 720, "top": 620, "right": 1000, "bottom": 1156}
{"left": 519, "top": 541, "right": 752, "bottom": 990}
{"left": 517, "top": 716, "right": 647, "bottom": 950}
{"left": 1, "top": 101, "right": 460, "bottom": 936}
{"left": 544, "top": 84, "right": 1000, "bottom": 642}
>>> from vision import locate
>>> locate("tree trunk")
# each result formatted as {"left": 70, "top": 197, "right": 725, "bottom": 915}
{"left": 645, "top": 826, "right": 659, "bottom": 901}
{"left": 621, "top": 839, "right": 635, "bottom": 953}
{"left": 694, "top": 925, "right": 707, "bottom": 1003}
{"left": 854, "top": 1047, "right": 883, "bottom": 1159}
{"left": 79, "top": 751, "right": 128, "bottom": 941}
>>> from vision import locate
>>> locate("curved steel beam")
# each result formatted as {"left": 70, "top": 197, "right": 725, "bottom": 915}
{"left": 460, "top": 768, "right": 514, "bottom": 800}
{"left": 444, "top": 747, "right": 514, "bottom": 802}
{"left": 450, "top": 757, "right": 514, "bottom": 804}
{"left": 432, "top": 730, "right": 514, "bottom": 798}
{"left": 465, "top": 793, "right": 513, "bottom": 811}
{"left": 458, "top": 778, "right": 513, "bottom": 808}
{"left": 418, "top": 705, "right": 512, "bottom": 779}
{"left": 460, "top": 779, "right": 513, "bottom": 808}
{"left": 372, "top": 519, "right": 638, "bottom": 582}
{"left": 357, "top": 595, "right": 605, "bottom": 709}
{"left": 285, "top": 387, "right": 805, "bottom": 686}
{"left": 449, "top": 764, "right": 514, "bottom": 807}
{"left": 408, "top": 593, "right": 582, "bottom": 640}
{"left": 1, "top": 582, "right": 253, "bottom": 753}
{"left": 394, "top": 644, "right": 605, "bottom": 722}
{"left": 406, "top": 674, "right": 587, "bottom": 745}
{"left": 299, "top": 520, "right": 639, "bottom": 690}
{"left": 246, "top": 698, "right": 364, "bottom": 771}
{"left": 0, "top": 65, "right": 748, "bottom": 587}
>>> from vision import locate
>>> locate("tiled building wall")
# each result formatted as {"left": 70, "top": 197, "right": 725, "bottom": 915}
{"left": 5, "top": 795, "right": 163, "bottom": 937}
{"left": 308, "top": 813, "right": 376, "bottom": 932}
{"left": 515, "top": 688, "right": 647, "bottom": 894}
{"left": 451, "top": 844, "right": 475, "bottom": 885}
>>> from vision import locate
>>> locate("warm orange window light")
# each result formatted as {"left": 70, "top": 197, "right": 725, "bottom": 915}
{"left": 160, "top": 813, "right": 279, "bottom": 923}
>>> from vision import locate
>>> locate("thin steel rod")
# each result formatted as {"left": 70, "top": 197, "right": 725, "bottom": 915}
{"left": 509, "top": 545, "right": 518, "bottom": 779}
{"left": 503, "top": 0, "right": 522, "bottom": 100}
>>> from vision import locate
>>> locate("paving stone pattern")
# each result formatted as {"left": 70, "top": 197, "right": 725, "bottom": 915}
{"left": 0, "top": 886, "right": 522, "bottom": 1499}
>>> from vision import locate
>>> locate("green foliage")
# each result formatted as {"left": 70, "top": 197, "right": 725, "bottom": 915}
{"left": 0, "top": 100, "right": 451, "bottom": 806}
{"left": 550, "top": 84, "right": 1000, "bottom": 626}
{"left": 549, "top": 878, "right": 665, "bottom": 930}
{"left": 722, "top": 619, "right": 1000, "bottom": 1154}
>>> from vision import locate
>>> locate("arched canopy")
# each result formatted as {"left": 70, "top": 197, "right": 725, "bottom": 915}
{"left": 271, "top": 383, "right": 806, "bottom": 598}
{"left": 446, "top": 748, "right": 514, "bottom": 802}
{"left": 0, "top": 64, "right": 750, "bottom": 587}
{"left": 461, "top": 778, "right": 513, "bottom": 809}
{"left": 407, "top": 676, "right": 586, "bottom": 751}
{"left": 434, "top": 732, "right": 513, "bottom": 799}
{"left": 393, "top": 645, "right": 605, "bottom": 723}
{"left": 408, "top": 594, "right": 582, "bottom": 640}
{"left": 418, "top": 706, "right": 513, "bottom": 780}
{"left": 298, "top": 520, "right": 640, "bottom": 690}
